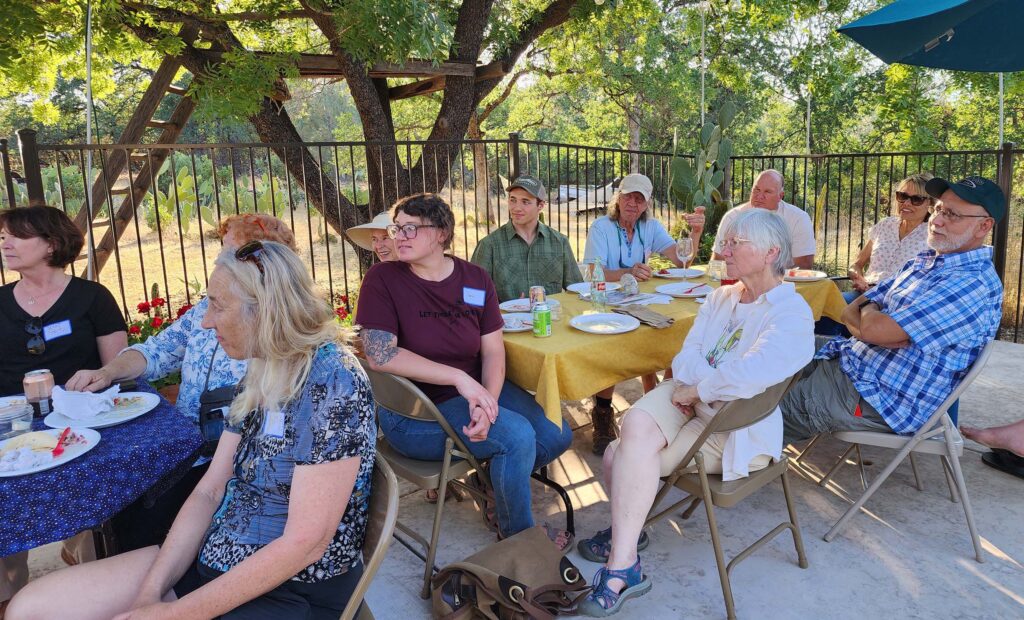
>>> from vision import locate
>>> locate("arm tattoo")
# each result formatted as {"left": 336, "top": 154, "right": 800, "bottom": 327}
{"left": 363, "top": 329, "right": 399, "bottom": 366}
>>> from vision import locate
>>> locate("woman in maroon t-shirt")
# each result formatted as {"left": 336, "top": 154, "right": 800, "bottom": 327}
{"left": 356, "top": 194, "right": 573, "bottom": 545}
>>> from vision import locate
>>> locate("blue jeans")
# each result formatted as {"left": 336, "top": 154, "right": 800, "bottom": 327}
{"left": 378, "top": 380, "right": 573, "bottom": 536}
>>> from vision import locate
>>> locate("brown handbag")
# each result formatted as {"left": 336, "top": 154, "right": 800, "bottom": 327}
{"left": 431, "top": 526, "right": 589, "bottom": 619}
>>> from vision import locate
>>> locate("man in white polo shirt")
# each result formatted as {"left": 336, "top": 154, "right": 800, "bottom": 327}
{"left": 713, "top": 169, "right": 816, "bottom": 268}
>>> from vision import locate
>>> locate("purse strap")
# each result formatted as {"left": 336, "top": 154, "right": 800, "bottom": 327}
{"left": 202, "top": 342, "right": 220, "bottom": 392}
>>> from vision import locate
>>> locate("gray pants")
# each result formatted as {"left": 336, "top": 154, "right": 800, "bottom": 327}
{"left": 781, "top": 356, "right": 892, "bottom": 445}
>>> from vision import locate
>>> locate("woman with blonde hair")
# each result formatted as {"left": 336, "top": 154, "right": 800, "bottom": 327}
{"left": 10, "top": 242, "right": 377, "bottom": 619}
{"left": 65, "top": 214, "right": 300, "bottom": 552}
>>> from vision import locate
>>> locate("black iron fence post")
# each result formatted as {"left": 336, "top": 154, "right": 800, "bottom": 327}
{"left": 995, "top": 141, "right": 1015, "bottom": 282}
{"left": 0, "top": 139, "right": 16, "bottom": 208}
{"left": 16, "top": 128, "right": 45, "bottom": 206}
{"left": 509, "top": 132, "right": 521, "bottom": 180}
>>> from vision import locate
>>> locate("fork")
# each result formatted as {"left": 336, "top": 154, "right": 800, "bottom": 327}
{"left": 51, "top": 426, "right": 71, "bottom": 457}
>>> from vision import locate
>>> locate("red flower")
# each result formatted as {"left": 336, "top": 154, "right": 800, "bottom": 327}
{"left": 129, "top": 325, "right": 142, "bottom": 335}
{"left": 150, "top": 297, "right": 166, "bottom": 307}
{"left": 137, "top": 301, "right": 151, "bottom": 313}
{"left": 150, "top": 317, "right": 164, "bottom": 328}
{"left": 339, "top": 295, "right": 349, "bottom": 304}
{"left": 176, "top": 303, "right": 193, "bottom": 318}
{"left": 335, "top": 307, "right": 349, "bottom": 320}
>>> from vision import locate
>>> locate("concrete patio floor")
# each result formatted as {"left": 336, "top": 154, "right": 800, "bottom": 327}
{"left": 25, "top": 341, "right": 1024, "bottom": 618}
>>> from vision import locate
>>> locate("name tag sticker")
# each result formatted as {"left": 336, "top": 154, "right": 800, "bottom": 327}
{"left": 463, "top": 287, "right": 486, "bottom": 307}
{"left": 262, "top": 409, "right": 285, "bottom": 438}
{"left": 42, "top": 320, "right": 72, "bottom": 342}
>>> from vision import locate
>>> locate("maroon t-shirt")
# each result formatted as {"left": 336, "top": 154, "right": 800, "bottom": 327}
{"left": 356, "top": 257, "right": 504, "bottom": 404}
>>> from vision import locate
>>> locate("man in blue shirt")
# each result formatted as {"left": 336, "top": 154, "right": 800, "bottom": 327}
{"left": 782, "top": 176, "right": 1004, "bottom": 442}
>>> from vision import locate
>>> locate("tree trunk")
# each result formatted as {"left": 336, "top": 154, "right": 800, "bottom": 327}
{"left": 627, "top": 106, "right": 641, "bottom": 173}
{"left": 468, "top": 112, "right": 498, "bottom": 226}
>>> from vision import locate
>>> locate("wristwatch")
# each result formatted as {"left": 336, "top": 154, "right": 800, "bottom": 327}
{"left": 858, "top": 298, "right": 876, "bottom": 310}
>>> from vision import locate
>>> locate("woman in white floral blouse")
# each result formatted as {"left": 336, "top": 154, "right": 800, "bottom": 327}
{"left": 11, "top": 241, "right": 376, "bottom": 620}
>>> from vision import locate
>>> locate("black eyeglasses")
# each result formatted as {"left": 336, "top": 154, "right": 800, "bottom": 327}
{"left": 25, "top": 317, "right": 45, "bottom": 355}
{"left": 895, "top": 191, "right": 931, "bottom": 206}
{"left": 386, "top": 223, "right": 437, "bottom": 239}
{"left": 927, "top": 205, "right": 991, "bottom": 223}
{"left": 235, "top": 240, "right": 266, "bottom": 278}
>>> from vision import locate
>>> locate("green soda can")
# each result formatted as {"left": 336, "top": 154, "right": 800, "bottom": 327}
{"left": 532, "top": 302, "right": 552, "bottom": 338}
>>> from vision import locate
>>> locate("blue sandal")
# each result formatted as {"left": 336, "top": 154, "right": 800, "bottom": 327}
{"left": 577, "top": 526, "right": 650, "bottom": 563}
{"left": 577, "top": 559, "right": 652, "bottom": 617}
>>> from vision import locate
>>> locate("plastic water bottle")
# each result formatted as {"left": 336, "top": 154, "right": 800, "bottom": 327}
{"left": 589, "top": 258, "right": 608, "bottom": 313}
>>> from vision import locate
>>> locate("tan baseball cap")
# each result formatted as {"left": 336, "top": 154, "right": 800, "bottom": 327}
{"left": 619, "top": 173, "right": 653, "bottom": 201}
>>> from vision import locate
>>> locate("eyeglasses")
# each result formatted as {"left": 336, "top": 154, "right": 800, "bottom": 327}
{"left": 235, "top": 240, "right": 266, "bottom": 279}
{"left": 718, "top": 237, "right": 753, "bottom": 250}
{"left": 25, "top": 317, "right": 44, "bottom": 355}
{"left": 386, "top": 223, "right": 437, "bottom": 239}
{"left": 895, "top": 191, "right": 931, "bottom": 206}
{"left": 927, "top": 205, "right": 991, "bottom": 223}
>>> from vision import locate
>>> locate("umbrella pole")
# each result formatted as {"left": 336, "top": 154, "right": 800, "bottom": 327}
{"left": 999, "top": 72, "right": 1005, "bottom": 147}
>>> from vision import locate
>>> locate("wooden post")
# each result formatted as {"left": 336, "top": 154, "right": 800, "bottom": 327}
{"left": 1, "top": 139, "right": 16, "bottom": 208}
{"left": 509, "top": 132, "right": 521, "bottom": 180}
{"left": 995, "top": 141, "right": 1015, "bottom": 282}
{"left": 16, "top": 128, "right": 45, "bottom": 206}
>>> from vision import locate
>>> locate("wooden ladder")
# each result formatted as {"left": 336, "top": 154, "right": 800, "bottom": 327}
{"left": 75, "top": 24, "right": 198, "bottom": 276}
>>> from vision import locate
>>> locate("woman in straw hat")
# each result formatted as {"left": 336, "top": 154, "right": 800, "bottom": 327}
{"left": 346, "top": 211, "right": 396, "bottom": 262}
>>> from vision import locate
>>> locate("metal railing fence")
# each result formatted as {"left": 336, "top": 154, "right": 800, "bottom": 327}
{"left": 2, "top": 132, "right": 1021, "bottom": 341}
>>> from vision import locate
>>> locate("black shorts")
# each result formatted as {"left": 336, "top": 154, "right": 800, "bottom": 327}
{"left": 172, "top": 559, "right": 364, "bottom": 619}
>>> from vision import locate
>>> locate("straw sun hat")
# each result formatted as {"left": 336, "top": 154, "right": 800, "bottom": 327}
{"left": 345, "top": 212, "right": 392, "bottom": 252}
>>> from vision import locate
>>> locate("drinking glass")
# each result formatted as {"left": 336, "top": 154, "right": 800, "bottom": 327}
{"left": 676, "top": 236, "right": 693, "bottom": 270}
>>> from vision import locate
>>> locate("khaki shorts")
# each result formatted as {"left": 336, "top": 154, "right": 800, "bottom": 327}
{"left": 612, "top": 381, "right": 771, "bottom": 478}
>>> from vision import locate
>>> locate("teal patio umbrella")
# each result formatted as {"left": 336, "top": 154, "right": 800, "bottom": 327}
{"left": 839, "top": 0, "right": 1024, "bottom": 143}
{"left": 838, "top": 0, "right": 1024, "bottom": 72}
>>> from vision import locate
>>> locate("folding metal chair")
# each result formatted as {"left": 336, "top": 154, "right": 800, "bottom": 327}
{"left": 357, "top": 359, "right": 574, "bottom": 598}
{"left": 341, "top": 454, "right": 400, "bottom": 620}
{"left": 821, "top": 341, "right": 994, "bottom": 563}
{"left": 644, "top": 374, "right": 806, "bottom": 620}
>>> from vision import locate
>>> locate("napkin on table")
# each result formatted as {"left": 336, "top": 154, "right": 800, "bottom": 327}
{"left": 612, "top": 305, "right": 675, "bottom": 329}
{"left": 51, "top": 385, "right": 120, "bottom": 419}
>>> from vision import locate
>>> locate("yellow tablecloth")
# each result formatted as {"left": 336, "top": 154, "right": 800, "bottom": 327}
{"left": 504, "top": 273, "right": 847, "bottom": 424}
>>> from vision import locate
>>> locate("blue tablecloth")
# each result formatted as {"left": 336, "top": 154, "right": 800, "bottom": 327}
{"left": 0, "top": 385, "right": 201, "bottom": 556}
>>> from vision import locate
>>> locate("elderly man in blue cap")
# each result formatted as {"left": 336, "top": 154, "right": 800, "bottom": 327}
{"left": 782, "top": 176, "right": 1004, "bottom": 442}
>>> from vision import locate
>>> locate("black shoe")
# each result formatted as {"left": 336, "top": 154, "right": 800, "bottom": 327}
{"left": 591, "top": 403, "right": 617, "bottom": 455}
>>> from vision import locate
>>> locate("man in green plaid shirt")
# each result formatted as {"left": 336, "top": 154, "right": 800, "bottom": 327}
{"left": 472, "top": 175, "right": 583, "bottom": 302}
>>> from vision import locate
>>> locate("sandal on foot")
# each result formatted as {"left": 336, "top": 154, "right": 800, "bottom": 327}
{"left": 577, "top": 527, "right": 650, "bottom": 563}
{"left": 425, "top": 481, "right": 466, "bottom": 504}
{"left": 577, "top": 559, "right": 652, "bottom": 617}
{"left": 981, "top": 448, "right": 1024, "bottom": 480}
{"left": 540, "top": 524, "right": 575, "bottom": 555}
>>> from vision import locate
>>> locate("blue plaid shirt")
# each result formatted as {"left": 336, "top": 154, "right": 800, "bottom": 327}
{"left": 817, "top": 246, "right": 1002, "bottom": 434}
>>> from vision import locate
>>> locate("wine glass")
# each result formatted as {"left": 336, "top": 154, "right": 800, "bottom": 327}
{"left": 676, "top": 236, "right": 693, "bottom": 270}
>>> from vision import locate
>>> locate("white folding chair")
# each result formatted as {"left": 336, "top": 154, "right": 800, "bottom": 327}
{"left": 821, "top": 341, "right": 994, "bottom": 563}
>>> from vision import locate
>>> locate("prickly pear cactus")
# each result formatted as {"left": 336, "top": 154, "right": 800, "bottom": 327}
{"left": 670, "top": 101, "right": 737, "bottom": 236}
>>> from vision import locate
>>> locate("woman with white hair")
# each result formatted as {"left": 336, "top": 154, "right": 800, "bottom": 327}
{"left": 346, "top": 211, "right": 397, "bottom": 262}
{"left": 9, "top": 242, "right": 377, "bottom": 620}
{"left": 577, "top": 209, "right": 815, "bottom": 617}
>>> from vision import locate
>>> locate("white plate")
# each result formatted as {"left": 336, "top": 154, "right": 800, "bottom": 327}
{"left": 656, "top": 282, "right": 714, "bottom": 298}
{"left": 784, "top": 269, "right": 829, "bottom": 282}
{"left": 0, "top": 428, "right": 101, "bottom": 477}
{"left": 569, "top": 313, "right": 641, "bottom": 335}
{"left": 44, "top": 392, "right": 160, "bottom": 430}
{"left": 653, "top": 268, "right": 704, "bottom": 279}
{"left": 502, "top": 313, "right": 534, "bottom": 333}
{"left": 499, "top": 299, "right": 532, "bottom": 313}
{"left": 0, "top": 396, "right": 27, "bottom": 408}
{"left": 567, "top": 282, "right": 622, "bottom": 295}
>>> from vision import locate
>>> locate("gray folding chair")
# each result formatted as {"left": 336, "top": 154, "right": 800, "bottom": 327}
{"left": 341, "top": 454, "right": 400, "bottom": 620}
{"left": 644, "top": 373, "right": 806, "bottom": 620}
{"left": 356, "top": 359, "right": 575, "bottom": 598}
{"left": 821, "top": 341, "right": 994, "bottom": 563}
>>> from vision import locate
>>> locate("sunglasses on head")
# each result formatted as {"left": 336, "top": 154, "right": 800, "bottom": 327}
{"left": 25, "top": 317, "right": 45, "bottom": 355}
{"left": 235, "top": 240, "right": 266, "bottom": 279}
{"left": 895, "top": 191, "right": 931, "bottom": 206}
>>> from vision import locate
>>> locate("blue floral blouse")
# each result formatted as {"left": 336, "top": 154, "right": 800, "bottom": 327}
{"left": 199, "top": 343, "right": 377, "bottom": 582}
{"left": 129, "top": 297, "right": 248, "bottom": 424}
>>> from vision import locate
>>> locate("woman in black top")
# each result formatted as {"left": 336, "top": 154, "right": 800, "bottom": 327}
{"left": 0, "top": 205, "right": 126, "bottom": 609}
{"left": 0, "top": 205, "right": 127, "bottom": 395}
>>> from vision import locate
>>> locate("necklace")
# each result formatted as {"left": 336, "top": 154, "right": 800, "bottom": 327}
{"left": 21, "top": 275, "right": 69, "bottom": 305}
